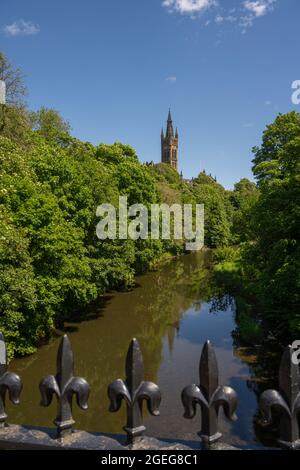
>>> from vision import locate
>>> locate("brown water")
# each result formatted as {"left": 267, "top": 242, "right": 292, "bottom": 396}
{"left": 7, "top": 252, "right": 274, "bottom": 448}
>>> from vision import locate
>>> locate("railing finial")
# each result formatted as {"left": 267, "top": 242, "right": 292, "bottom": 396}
{"left": 39, "top": 335, "right": 90, "bottom": 438}
{"left": 108, "top": 338, "right": 161, "bottom": 445}
{"left": 0, "top": 332, "right": 22, "bottom": 427}
{"left": 259, "top": 345, "right": 300, "bottom": 449}
{"left": 182, "top": 340, "right": 237, "bottom": 448}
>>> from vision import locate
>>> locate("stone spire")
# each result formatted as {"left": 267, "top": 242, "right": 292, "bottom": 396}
{"left": 166, "top": 109, "right": 174, "bottom": 138}
{"left": 161, "top": 110, "right": 179, "bottom": 171}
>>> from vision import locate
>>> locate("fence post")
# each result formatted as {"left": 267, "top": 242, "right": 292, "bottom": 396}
{"left": 181, "top": 340, "right": 238, "bottom": 448}
{"left": 259, "top": 345, "right": 300, "bottom": 449}
{"left": 108, "top": 338, "right": 161, "bottom": 445}
{"left": 0, "top": 332, "right": 22, "bottom": 427}
{"left": 39, "top": 335, "right": 90, "bottom": 438}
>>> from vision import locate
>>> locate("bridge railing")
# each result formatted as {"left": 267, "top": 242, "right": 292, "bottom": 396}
{"left": 0, "top": 332, "right": 299, "bottom": 450}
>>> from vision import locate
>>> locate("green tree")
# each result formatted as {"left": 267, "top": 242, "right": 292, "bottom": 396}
{"left": 192, "top": 173, "right": 232, "bottom": 248}
{"left": 0, "top": 53, "right": 30, "bottom": 142}
{"left": 95, "top": 142, "right": 138, "bottom": 165}
{"left": 231, "top": 178, "right": 258, "bottom": 208}
{"left": 230, "top": 178, "right": 259, "bottom": 243}
{"left": 29, "top": 107, "right": 71, "bottom": 142}
{"left": 241, "top": 112, "right": 300, "bottom": 334}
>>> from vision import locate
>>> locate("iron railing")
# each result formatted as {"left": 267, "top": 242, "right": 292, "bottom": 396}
{"left": 0, "top": 332, "right": 299, "bottom": 450}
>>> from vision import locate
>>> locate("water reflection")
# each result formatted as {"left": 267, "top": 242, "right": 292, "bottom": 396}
{"left": 7, "top": 251, "right": 278, "bottom": 448}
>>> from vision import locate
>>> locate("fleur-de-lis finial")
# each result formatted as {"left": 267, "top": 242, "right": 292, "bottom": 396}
{"left": 259, "top": 345, "right": 300, "bottom": 449}
{"left": 181, "top": 340, "right": 238, "bottom": 447}
{"left": 0, "top": 332, "right": 22, "bottom": 427}
{"left": 108, "top": 338, "right": 161, "bottom": 444}
{"left": 39, "top": 335, "right": 90, "bottom": 438}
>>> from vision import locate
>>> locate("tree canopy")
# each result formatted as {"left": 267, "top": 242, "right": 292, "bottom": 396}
{"left": 243, "top": 113, "right": 300, "bottom": 333}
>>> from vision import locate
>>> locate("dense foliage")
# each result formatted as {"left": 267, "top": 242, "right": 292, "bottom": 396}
{"left": 0, "top": 130, "right": 186, "bottom": 357}
{"left": 0, "top": 112, "right": 242, "bottom": 358}
{"left": 213, "top": 112, "right": 300, "bottom": 340}
{"left": 243, "top": 113, "right": 300, "bottom": 334}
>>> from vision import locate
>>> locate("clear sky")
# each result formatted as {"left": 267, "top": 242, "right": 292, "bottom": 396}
{"left": 1, "top": 0, "right": 299, "bottom": 188}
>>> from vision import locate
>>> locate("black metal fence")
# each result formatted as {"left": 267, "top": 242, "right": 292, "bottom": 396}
{"left": 0, "top": 331, "right": 299, "bottom": 450}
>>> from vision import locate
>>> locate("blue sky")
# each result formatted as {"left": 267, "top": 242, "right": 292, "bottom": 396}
{"left": 1, "top": 0, "right": 299, "bottom": 188}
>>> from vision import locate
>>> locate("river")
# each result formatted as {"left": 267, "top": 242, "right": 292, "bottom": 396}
{"left": 8, "top": 251, "right": 279, "bottom": 449}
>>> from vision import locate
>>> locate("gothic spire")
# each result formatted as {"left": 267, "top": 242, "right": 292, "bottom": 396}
{"left": 161, "top": 109, "right": 179, "bottom": 172}
{"left": 166, "top": 109, "right": 174, "bottom": 137}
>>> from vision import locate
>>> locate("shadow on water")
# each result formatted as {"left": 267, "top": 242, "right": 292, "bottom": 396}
{"left": 8, "top": 251, "right": 281, "bottom": 448}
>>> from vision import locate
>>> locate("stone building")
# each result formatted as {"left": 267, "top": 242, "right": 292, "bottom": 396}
{"left": 161, "top": 110, "right": 178, "bottom": 171}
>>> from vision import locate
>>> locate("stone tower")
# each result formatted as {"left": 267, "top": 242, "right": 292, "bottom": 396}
{"left": 161, "top": 109, "right": 178, "bottom": 171}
